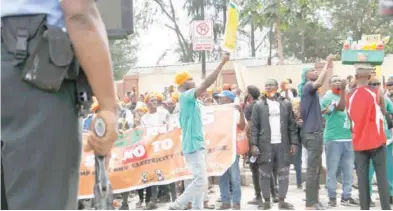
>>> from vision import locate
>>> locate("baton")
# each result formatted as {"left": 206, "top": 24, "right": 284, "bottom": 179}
{"left": 93, "top": 117, "right": 114, "bottom": 210}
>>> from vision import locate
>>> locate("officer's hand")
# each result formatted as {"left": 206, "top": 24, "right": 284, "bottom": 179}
{"left": 290, "top": 144, "right": 297, "bottom": 156}
{"left": 250, "top": 145, "right": 259, "bottom": 157}
{"left": 87, "top": 110, "right": 119, "bottom": 156}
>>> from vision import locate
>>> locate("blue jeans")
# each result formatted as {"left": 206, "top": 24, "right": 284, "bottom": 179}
{"left": 295, "top": 144, "right": 303, "bottom": 186}
{"left": 219, "top": 155, "right": 241, "bottom": 204}
{"left": 172, "top": 149, "right": 208, "bottom": 210}
{"left": 325, "top": 141, "right": 354, "bottom": 199}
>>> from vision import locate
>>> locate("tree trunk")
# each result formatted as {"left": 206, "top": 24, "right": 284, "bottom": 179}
{"left": 222, "top": 4, "right": 227, "bottom": 32}
{"left": 250, "top": 19, "right": 256, "bottom": 57}
{"left": 268, "top": 25, "right": 273, "bottom": 66}
{"left": 275, "top": 16, "right": 284, "bottom": 65}
{"left": 301, "top": 31, "right": 305, "bottom": 62}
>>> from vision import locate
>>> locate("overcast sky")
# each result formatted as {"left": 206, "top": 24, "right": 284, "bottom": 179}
{"left": 135, "top": 0, "right": 189, "bottom": 67}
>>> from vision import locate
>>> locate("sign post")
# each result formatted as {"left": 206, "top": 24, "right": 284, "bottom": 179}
{"left": 192, "top": 20, "right": 214, "bottom": 51}
{"left": 192, "top": 19, "right": 213, "bottom": 79}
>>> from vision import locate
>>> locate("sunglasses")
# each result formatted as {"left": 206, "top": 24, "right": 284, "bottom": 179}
{"left": 369, "top": 83, "right": 381, "bottom": 86}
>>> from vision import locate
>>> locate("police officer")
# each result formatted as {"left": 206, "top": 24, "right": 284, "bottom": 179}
{"left": 1, "top": 0, "right": 118, "bottom": 209}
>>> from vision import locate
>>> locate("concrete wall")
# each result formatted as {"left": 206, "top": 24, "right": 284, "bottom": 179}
{"left": 120, "top": 55, "right": 393, "bottom": 94}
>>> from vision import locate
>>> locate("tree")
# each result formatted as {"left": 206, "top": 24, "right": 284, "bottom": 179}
{"left": 240, "top": 0, "right": 269, "bottom": 57}
{"left": 280, "top": 0, "right": 341, "bottom": 62}
{"left": 151, "top": 0, "right": 195, "bottom": 62}
{"left": 109, "top": 1, "right": 154, "bottom": 80}
{"left": 327, "top": 0, "right": 393, "bottom": 54}
{"left": 109, "top": 38, "right": 138, "bottom": 80}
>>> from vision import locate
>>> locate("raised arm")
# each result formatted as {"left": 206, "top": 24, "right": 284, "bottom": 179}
{"left": 311, "top": 55, "right": 335, "bottom": 90}
{"left": 237, "top": 105, "right": 246, "bottom": 130}
{"left": 336, "top": 79, "right": 347, "bottom": 111}
{"left": 194, "top": 54, "right": 230, "bottom": 98}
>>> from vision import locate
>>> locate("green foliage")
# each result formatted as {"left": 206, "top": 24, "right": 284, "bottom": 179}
{"left": 238, "top": 0, "right": 393, "bottom": 61}
{"left": 109, "top": 37, "right": 138, "bottom": 80}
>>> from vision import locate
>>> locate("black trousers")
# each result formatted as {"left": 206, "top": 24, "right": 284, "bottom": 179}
{"left": 159, "top": 183, "right": 177, "bottom": 202}
{"left": 250, "top": 161, "right": 278, "bottom": 199}
{"left": 137, "top": 187, "right": 152, "bottom": 203}
{"left": 1, "top": 142, "right": 8, "bottom": 210}
{"left": 355, "top": 145, "right": 391, "bottom": 210}
{"left": 2, "top": 163, "right": 8, "bottom": 210}
{"left": 303, "top": 132, "right": 323, "bottom": 207}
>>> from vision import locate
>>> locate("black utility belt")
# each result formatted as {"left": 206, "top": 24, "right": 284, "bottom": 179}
{"left": 1, "top": 14, "right": 80, "bottom": 92}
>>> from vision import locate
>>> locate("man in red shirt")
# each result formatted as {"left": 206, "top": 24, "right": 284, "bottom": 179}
{"left": 336, "top": 64, "right": 391, "bottom": 210}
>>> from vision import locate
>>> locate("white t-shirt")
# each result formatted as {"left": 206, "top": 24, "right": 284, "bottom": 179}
{"left": 140, "top": 109, "right": 169, "bottom": 136}
{"left": 267, "top": 99, "right": 282, "bottom": 144}
{"left": 140, "top": 109, "right": 169, "bottom": 128}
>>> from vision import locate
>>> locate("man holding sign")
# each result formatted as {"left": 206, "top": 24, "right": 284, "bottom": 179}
{"left": 169, "top": 53, "right": 230, "bottom": 210}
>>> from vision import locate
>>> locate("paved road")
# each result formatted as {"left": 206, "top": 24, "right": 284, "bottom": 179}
{"left": 99, "top": 185, "right": 383, "bottom": 210}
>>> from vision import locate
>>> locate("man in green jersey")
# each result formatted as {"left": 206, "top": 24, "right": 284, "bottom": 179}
{"left": 168, "top": 54, "right": 230, "bottom": 210}
{"left": 320, "top": 76, "right": 358, "bottom": 207}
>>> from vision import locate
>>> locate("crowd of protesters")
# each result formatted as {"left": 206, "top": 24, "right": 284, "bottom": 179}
{"left": 79, "top": 55, "right": 393, "bottom": 210}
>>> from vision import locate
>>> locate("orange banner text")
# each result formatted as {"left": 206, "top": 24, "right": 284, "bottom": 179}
{"left": 78, "top": 104, "right": 248, "bottom": 199}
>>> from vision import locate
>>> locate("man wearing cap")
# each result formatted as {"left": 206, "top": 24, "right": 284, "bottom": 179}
{"left": 168, "top": 54, "right": 230, "bottom": 210}
{"left": 298, "top": 55, "right": 334, "bottom": 209}
{"left": 250, "top": 79, "right": 298, "bottom": 210}
{"left": 336, "top": 64, "right": 391, "bottom": 210}
{"left": 216, "top": 90, "right": 246, "bottom": 210}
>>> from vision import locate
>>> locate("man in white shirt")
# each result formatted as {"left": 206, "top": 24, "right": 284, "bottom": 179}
{"left": 216, "top": 90, "right": 246, "bottom": 210}
{"left": 250, "top": 79, "right": 299, "bottom": 210}
{"left": 139, "top": 93, "right": 169, "bottom": 210}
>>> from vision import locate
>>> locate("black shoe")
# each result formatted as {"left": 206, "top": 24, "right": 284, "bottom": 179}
{"left": 328, "top": 198, "right": 337, "bottom": 207}
{"left": 77, "top": 200, "right": 85, "bottom": 210}
{"left": 297, "top": 184, "right": 302, "bottom": 189}
{"left": 278, "top": 201, "right": 295, "bottom": 210}
{"left": 247, "top": 197, "right": 263, "bottom": 205}
{"left": 119, "top": 202, "right": 129, "bottom": 210}
{"left": 370, "top": 200, "right": 376, "bottom": 207}
{"left": 258, "top": 202, "right": 271, "bottom": 210}
{"left": 341, "top": 197, "right": 359, "bottom": 206}
{"left": 271, "top": 194, "right": 279, "bottom": 203}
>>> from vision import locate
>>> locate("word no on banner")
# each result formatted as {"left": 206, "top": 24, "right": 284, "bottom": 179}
{"left": 192, "top": 20, "right": 214, "bottom": 51}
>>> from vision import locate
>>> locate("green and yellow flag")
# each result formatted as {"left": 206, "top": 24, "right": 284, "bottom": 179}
{"left": 222, "top": 1, "right": 239, "bottom": 52}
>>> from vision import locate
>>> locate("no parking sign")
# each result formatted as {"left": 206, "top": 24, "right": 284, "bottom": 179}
{"left": 192, "top": 20, "right": 214, "bottom": 51}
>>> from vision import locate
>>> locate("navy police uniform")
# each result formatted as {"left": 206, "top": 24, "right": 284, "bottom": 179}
{"left": 1, "top": 0, "right": 82, "bottom": 209}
